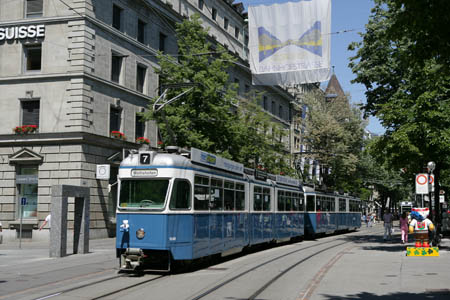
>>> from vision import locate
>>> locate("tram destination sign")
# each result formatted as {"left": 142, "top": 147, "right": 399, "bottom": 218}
{"left": 191, "top": 148, "right": 244, "bottom": 175}
{"left": 276, "top": 175, "right": 300, "bottom": 187}
{"left": 0, "top": 24, "right": 45, "bottom": 41}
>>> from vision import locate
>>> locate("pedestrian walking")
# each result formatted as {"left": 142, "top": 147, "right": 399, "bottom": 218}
{"left": 39, "top": 214, "right": 51, "bottom": 230}
{"left": 362, "top": 214, "right": 368, "bottom": 227}
{"left": 399, "top": 211, "right": 409, "bottom": 244}
{"left": 383, "top": 209, "right": 393, "bottom": 241}
{"left": 369, "top": 214, "right": 374, "bottom": 227}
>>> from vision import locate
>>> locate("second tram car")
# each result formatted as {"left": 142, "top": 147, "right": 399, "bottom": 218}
{"left": 116, "top": 147, "right": 360, "bottom": 272}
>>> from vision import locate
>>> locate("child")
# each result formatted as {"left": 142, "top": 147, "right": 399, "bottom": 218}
{"left": 399, "top": 212, "right": 409, "bottom": 244}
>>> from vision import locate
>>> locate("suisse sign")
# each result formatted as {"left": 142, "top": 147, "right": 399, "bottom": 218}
{"left": 0, "top": 24, "right": 45, "bottom": 41}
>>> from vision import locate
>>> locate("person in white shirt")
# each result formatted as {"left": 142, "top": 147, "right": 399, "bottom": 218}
{"left": 39, "top": 214, "right": 51, "bottom": 230}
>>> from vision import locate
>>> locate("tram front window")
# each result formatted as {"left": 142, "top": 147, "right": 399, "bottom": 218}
{"left": 119, "top": 179, "right": 169, "bottom": 209}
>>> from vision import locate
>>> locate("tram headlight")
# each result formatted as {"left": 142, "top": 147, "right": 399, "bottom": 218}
{"left": 136, "top": 228, "right": 145, "bottom": 239}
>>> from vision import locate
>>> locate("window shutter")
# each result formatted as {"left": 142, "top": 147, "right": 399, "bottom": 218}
{"left": 22, "top": 101, "right": 40, "bottom": 127}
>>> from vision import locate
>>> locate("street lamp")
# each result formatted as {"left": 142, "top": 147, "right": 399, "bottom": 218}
{"left": 427, "top": 161, "right": 435, "bottom": 221}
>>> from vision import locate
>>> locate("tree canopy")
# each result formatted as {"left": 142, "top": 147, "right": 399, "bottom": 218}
{"left": 146, "top": 14, "right": 291, "bottom": 174}
{"left": 301, "top": 90, "right": 365, "bottom": 191}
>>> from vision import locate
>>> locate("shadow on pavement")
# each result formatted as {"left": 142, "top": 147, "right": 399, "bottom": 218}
{"left": 320, "top": 290, "right": 450, "bottom": 300}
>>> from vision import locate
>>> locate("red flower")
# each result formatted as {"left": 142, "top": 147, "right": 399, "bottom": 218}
{"left": 111, "top": 131, "right": 126, "bottom": 140}
{"left": 13, "top": 125, "right": 38, "bottom": 133}
{"left": 136, "top": 137, "right": 150, "bottom": 144}
{"left": 157, "top": 141, "right": 163, "bottom": 145}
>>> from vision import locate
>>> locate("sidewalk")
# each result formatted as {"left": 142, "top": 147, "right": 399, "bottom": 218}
{"left": 0, "top": 238, "right": 118, "bottom": 300}
{"left": 316, "top": 223, "right": 450, "bottom": 300}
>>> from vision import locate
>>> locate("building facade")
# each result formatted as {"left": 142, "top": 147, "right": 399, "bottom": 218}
{"left": 0, "top": 0, "right": 298, "bottom": 242}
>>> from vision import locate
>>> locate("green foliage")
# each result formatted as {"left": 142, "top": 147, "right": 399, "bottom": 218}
{"left": 301, "top": 90, "right": 365, "bottom": 190}
{"left": 349, "top": 0, "right": 450, "bottom": 194}
{"left": 145, "top": 14, "right": 293, "bottom": 174}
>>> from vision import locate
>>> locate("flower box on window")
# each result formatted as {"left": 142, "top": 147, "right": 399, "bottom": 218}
{"left": 13, "top": 125, "right": 38, "bottom": 134}
{"left": 111, "top": 131, "right": 126, "bottom": 140}
{"left": 136, "top": 137, "right": 150, "bottom": 144}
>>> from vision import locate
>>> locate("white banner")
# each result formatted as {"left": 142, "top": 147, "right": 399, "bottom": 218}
{"left": 248, "top": 0, "right": 331, "bottom": 85}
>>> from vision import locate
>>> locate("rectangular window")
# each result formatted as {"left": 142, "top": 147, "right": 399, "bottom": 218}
{"left": 135, "top": 114, "right": 145, "bottom": 139}
{"left": 254, "top": 186, "right": 262, "bottom": 211}
{"left": 212, "top": 8, "right": 217, "bottom": 21}
{"left": 112, "top": 4, "right": 123, "bottom": 30}
{"left": 137, "top": 19, "right": 146, "bottom": 43}
{"left": 169, "top": 179, "right": 191, "bottom": 210}
{"left": 210, "top": 178, "right": 223, "bottom": 210}
{"left": 234, "top": 26, "right": 239, "bottom": 39}
{"left": 271, "top": 101, "right": 275, "bottom": 115}
{"left": 24, "top": 45, "right": 42, "bottom": 72}
{"left": 339, "top": 198, "right": 346, "bottom": 212}
{"left": 224, "top": 18, "right": 229, "bottom": 30}
{"left": 277, "top": 190, "right": 285, "bottom": 211}
{"left": 17, "top": 166, "right": 38, "bottom": 219}
{"left": 224, "top": 181, "right": 235, "bottom": 211}
{"left": 263, "top": 188, "right": 271, "bottom": 211}
{"left": 279, "top": 105, "right": 283, "bottom": 118}
{"left": 111, "top": 53, "right": 123, "bottom": 83}
{"left": 198, "top": 0, "right": 204, "bottom": 10}
{"left": 159, "top": 32, "right": 167, "bottom": 52}
{"left": 235, "top": 183, "right": 245, "bottom": 210}
{"left": 136, "top": 64, "right": 147, "bottom": 93}
{"left": 244, "top": 34, "right": 249, "bottom": 46}
{"left": 194, "top": 175, "right": 210, "bottom": 210}
{"left": 119, "top": 179, "right": 169, "bottom": 209}
{"left": 306, "top": 195, "right": 315, "bottom": 211}
{"left": 26, "top": 0, "right": 43, "bottom": 18}
{"left": 22, "top": 100, "right": 40, "bottom": 128}
{"left": 110, "top": 106, "right": 121, "bottom": 132}
{"left": 263, "top": 96, "right": 268, "bottom": 110}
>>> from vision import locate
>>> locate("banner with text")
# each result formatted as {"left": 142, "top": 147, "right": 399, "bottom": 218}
{"left": 248, "top": 0, "right": 331, "bottom": 85}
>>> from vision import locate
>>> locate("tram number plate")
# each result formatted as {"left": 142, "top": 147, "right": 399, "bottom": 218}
{"left": 140, "top": 153, "right": 151, "bottom": 164}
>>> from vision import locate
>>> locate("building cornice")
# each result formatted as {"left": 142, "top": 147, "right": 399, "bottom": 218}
{"left": 0, "top": 132, "right": 137, "bottom": 149}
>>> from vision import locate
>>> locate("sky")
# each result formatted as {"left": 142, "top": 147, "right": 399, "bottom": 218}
{"left": 239, "top": 0, "right": 385, "bottom": 135}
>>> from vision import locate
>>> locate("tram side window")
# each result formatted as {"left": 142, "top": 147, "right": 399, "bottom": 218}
{"left": 194, "top": 175, "right": 210, "bottom": 210}
{"left": 286, "top": 192, "right": 292, "bottom": 211}
{"left": 210, "top": 178, "right": 223, "bottom": 210}
{"left": 235, "top": 183, "right": 245, "bottom": 210}
{"left": 316, "top": 196, "right": 322, "bottom": 212}
{"left": 299, "top": 193, "right": 304, "bottom": 211}
{"left": 306, "top": 195, "right": 315, "bottom": 211}
{"left": 339, "top": 198, "right": 346, "bottom": 212}
{"left": 277, "top": 190, "right": 285, "bottom": 211}
{"left": 224, "top": 181, "right": 235, "bottom": 211}
{"left": 292, "top": 192, "right": 299, "bottom": 211}
{"left": 254, "top": 186, "right": 263, "bottom": 211}
{"left": 263, "top": 187, "right": 271, "bottom": 211}
{"left": 169, "top": 179, "right": 191, "bottom": 210}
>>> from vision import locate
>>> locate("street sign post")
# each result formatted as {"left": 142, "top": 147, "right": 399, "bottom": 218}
{"left": 415, "top": 174, "right": 429, "bottom": 194}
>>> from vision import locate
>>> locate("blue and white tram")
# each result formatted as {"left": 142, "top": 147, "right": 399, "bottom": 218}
{"left": 304, "top": 186, "right": 362, "bottom": 237}
{"left": 115, "top": 147, "right": 305, "bottom": 271}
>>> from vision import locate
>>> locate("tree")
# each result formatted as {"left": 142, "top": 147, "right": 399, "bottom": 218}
{"left": 301, "top": 90, "right": 365, "bottom": 190}
{"left": 349, "top": 0, "right": 450, "bottom": 222}
{"left": 146, "top": 14, "right": 292, "bottom": 174}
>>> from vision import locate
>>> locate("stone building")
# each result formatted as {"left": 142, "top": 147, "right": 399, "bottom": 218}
{"left": 0, "top": 0, "right": 297, "bottom": 242}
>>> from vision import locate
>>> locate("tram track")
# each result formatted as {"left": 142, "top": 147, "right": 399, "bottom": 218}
{"left": 22, "top": 230, "right": 377, "bottom": 300}
{"left": 188, "top": 229, "right": 379, "bottom": 300}
{"left": 188, "top": 240, "right": 348, "bottom": 300}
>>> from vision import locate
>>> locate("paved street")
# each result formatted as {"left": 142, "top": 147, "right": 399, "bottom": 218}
{"left": 0, "top": 223, "right": 449, "bottom": 300}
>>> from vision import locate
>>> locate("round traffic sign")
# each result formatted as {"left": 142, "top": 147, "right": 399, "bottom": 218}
{"left": 416, "top": 174, "right": 428, "bottom": 185}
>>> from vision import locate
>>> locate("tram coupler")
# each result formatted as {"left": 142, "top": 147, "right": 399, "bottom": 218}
{"left": 120, "top": 248, "right": 144, "bottom": 271}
